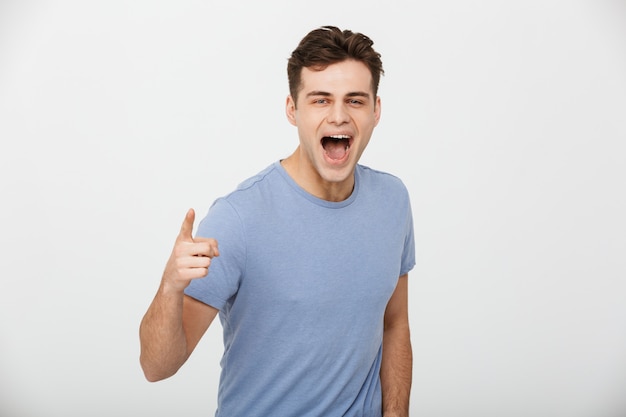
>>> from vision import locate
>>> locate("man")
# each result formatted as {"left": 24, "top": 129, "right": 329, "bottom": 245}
{"left": 140, "top": 25, "right": 415, "bottom": 417}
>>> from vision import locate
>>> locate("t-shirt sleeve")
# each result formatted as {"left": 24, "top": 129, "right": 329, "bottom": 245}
{"left": 184, "top": 198, "right": 246, "bottom": 310}
{"left": 400, "top": 192, "right": 416, "bottom": 277}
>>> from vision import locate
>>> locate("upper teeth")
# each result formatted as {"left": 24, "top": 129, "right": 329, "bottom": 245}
{"left": 329, "top": 135, "right": 349, "bottom": 139}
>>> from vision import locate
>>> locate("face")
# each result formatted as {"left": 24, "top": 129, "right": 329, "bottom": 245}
{"left": 285, "top": 59, "right": 381, "bottom": 197}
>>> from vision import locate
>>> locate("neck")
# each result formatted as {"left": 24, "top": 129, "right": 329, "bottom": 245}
{"left": 281, "top": 149, "right": 355, "bottom": 202}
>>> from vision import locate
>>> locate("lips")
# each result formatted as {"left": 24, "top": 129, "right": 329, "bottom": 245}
{"left": 321, "top": 135, "right": 352, "bottom": 161}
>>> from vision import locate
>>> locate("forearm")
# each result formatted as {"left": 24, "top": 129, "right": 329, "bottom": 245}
{"left": 139, "top": 284, "right": 189, "bottom": 382}
{"left": 380, "top": 323, "right": 412, "bottom": 417}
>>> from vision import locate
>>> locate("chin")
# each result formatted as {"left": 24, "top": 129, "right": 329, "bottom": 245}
{"left": 319, "top": 165, "right": 354, "bottom": 184}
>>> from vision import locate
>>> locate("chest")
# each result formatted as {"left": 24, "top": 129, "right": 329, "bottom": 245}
{"left": 238, "top": 204, "right": 406, "bottom": 318}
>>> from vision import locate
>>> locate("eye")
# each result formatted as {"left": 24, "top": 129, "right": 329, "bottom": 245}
{"left": 348, "top": 99, "right": 364, "bottom": 106}
{"left": 315, "top": 98, "right": 329, "bottom": 104}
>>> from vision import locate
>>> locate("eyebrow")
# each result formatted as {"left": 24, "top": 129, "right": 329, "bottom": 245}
{"left": 306, "top": 91, "right": 371, "bottom": 99}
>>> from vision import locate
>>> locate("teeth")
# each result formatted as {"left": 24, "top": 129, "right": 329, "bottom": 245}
{"left": 322, "top": 135, "right": 351, "bottom": 151}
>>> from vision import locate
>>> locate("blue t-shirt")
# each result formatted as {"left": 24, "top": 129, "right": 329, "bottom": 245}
{"left": 185, "top": 161, "right": 415, "bottom": 417}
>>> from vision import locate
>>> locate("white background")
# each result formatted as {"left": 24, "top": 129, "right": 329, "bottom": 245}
{"left": 1, "top": 1, "right": 625, "bottom": 416}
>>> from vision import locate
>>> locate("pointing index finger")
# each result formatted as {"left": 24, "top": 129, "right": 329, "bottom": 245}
{"left": 178, "top": 208, "right": 196, "bottom": 242}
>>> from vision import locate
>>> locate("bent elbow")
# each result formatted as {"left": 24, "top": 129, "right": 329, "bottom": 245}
{"left": 144, "top": 373, "right": 167, "bottom": 383}
{"left": 143, "top": 369, "right": 165, "bottom": 383}
{"left": 140, "top": 355, "right": 177, "bottom": 382}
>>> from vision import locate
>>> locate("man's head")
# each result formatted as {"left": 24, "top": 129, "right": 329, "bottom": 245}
{"left": 287, "top": 26, "right": 384, "bottom": 106}
{"left": 282, "top": 26, "right": 384, "bottom": 201}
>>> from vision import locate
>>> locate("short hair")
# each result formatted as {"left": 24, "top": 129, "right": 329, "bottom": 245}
{"left": 287, "top": 26, "right": 384, "bottom": 104}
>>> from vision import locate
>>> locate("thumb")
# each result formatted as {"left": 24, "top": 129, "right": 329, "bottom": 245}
{"left": 177, "top": 208, "right": 195, "bottom": 242}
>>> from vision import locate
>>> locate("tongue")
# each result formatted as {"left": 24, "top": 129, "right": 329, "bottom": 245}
{"left": 324, "top": 139, "right": 348, "bottom": 160}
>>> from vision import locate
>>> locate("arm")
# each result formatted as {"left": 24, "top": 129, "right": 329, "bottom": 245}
{"left": 139, "top": 209, "right": 220, "bottom": 382}
{"left": 381, "top": 274, "right": 412, "bottom": 417}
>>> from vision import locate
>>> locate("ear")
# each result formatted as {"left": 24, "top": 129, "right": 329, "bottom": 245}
{"left": 285, "top": 95, "right": 297, "bottom": 126}
{"left": 373, "top": 96, "right": 382, "bottom": 127}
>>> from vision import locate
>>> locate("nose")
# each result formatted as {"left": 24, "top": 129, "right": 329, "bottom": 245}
{"left": 326, "top": 102, "right": 350, "bottom": 125}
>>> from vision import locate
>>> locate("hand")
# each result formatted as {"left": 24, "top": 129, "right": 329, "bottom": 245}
{"left": 161, "top": 208, "right": 219, "bottom": 292}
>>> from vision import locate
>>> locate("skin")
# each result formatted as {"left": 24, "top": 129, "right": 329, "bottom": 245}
{"left": 381, "top": 274, "right": 412, "bottom": 417}
{"left": 139, "top": 59, "right": 412, "bottom": 416}
{"left": 282, "top": 59, "right": 381, "bottom": 202}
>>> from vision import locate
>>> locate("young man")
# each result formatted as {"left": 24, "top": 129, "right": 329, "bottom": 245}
{"left": 140, "top": 26, "right": 415, "bottom": 417}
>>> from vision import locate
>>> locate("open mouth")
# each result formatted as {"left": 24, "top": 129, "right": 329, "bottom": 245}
{"left": 321, "top": 135, "right": 352, "bottom": 161}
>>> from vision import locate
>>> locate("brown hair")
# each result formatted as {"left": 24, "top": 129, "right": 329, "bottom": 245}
{"left": 287, "top": 26, "right": 384, "bottom": 104}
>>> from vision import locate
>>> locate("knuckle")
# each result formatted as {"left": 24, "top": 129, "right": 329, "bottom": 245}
{"left": 199, "top": 241, "right": 212, "bottom": 253}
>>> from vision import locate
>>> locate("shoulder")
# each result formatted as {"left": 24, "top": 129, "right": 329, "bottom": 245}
{"left": 218, "top": 162, "right": 283, "bottom": 202}
{"left": 200, "top": 164, "right": 282, "bottom": 233}
{"left": 357, "top": 164, "right": 409, "bottom": 196}
{"left": 232, "top": 162, "right": 280, "bottom": 192}
{"left": 209, "top": 162, "right": 286, "bottom": 219}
